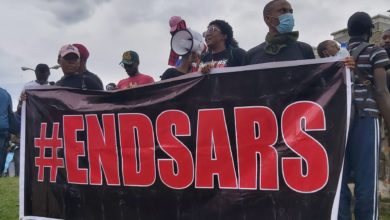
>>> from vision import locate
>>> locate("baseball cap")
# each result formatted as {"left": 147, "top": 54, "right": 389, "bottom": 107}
{"left": 59, "top": 44, "right": 80, "bottom": 58}
{"left": 347, "top": 12, "right": 374, "bottom": 36}
{"left": 169, "top": 16, "right": 184, "bottom": 32}
{"left": 120, "top": 51, "right": 139, "bottom": 65}
{"left": 73, "top": 43, "right": 89, "bottom": 61}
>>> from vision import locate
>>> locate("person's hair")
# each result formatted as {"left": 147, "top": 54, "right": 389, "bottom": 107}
{"left": 317, "top": 40, "right": 332, "bottom": 58}
{"left": 347, "top": 12, "right": 374, "bottom": 37}
{"left": 35, "top": 63, "right": 50, "bottom": 81}
{"left": 209, "top": 19, "right": 239, "bottom": 48}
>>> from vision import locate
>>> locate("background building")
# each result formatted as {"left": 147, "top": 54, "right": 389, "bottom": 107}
{"left": 332, "top": 14, "right": 390, "bottom": 44}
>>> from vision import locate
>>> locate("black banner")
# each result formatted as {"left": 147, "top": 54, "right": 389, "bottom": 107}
{"left": 21, "top": 59, "right": 350, "bottom": 220}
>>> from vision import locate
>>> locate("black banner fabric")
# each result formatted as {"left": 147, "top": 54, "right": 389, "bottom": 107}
{"left": 22, "top": 60, "right": 349, "bottom": 220}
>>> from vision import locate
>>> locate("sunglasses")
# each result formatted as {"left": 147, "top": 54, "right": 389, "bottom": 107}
{"left": 62, "top": 53, "right": 79, "bottom": 61}
{"left": 203, "top": 26, "right": 221, "bottom": 37}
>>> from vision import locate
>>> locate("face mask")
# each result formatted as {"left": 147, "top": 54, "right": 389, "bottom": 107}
{"left": 275, "top": 13, "right": 294, "bottom": 34}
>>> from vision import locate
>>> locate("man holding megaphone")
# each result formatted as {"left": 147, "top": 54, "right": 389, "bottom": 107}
{"left": 161, "top": 28, "right": 205, "bottom": 80}
{"left": 168, "top": 16, "right": 187, "bottom": 67}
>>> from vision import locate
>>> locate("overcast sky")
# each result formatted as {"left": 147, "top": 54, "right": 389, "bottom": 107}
{"left": 1, "top": 0, "right": 389, "bottom": 108}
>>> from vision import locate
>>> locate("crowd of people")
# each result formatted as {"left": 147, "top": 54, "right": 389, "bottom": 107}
{"left": 1, "top": 0, "right": 390, "bottom": 219}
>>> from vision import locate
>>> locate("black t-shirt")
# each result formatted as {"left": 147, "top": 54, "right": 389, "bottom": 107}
{"left": 83, "top": 70, "right": 104, "bottom": 90}
{"left": 160, "top": 68, "right": 186, "bottom": 80}
{"left": 245, "top": 41, "right": 315, "bottom": 65}
{"left": 200, "top": 47, "right": 246, "bottom": 68}
{"left": 56, "top": 73, "right": 103, "bottom": 90}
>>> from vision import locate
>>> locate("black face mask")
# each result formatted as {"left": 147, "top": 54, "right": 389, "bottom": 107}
{"left": 123, "top": 63, "right": 137, "bottom": 77}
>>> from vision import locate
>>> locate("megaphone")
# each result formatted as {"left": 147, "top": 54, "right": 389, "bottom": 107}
{"left": 21, "top": 64, "right": 61, "bottom": 72}
{"left": 171, "top": 28, "right": 204, "bottom": 56}
{"left": 21, "top": 67, "right": 35, "bottom": 71}
{"left": 50, "top": 64, "right": 61, "bottom": 70}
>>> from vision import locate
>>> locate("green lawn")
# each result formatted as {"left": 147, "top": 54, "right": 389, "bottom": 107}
{"left": 380, "top": 209, "right": 390, "bottom": 220}
{"left": 1, "top": 177, "right": 390, "bottom": 220}
{"left": 0, "top": 177, "right": 19, "bottom": 220}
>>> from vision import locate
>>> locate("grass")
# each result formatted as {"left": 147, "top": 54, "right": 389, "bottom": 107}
{"left": 0, "top": 177, "right": 19, "bottom": 220}
{"left": 379, "top": 212, "right": 390, "bottom": 220}
{"left": 1, "top": 177, "right": 390, "bottom": 220}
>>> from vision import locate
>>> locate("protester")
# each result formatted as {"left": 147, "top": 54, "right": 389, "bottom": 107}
{"left": 73, "top": 43, "right": 104, "bottom": 90}
{"left": 245, "top": 0, "right": 315, "bottom": 64}
{"left": 16, "top": 63, "right": 53, "bottom": 114}
{"left": 2, "top": 134, "right": 19, "bottom": 177}
{"left": 380, "top": 28, "right": 390, "bottom": 55}
{"left": 0, "top": 87, "right": 19, "bottom": 175}
{"left": 317, "top": 40, "right": 340, "bottom": 58}
{"left": 168, "top": 16, "right": 187, "bottom": 67}
{"left": 56, "top": 44, "right": 102, "bottom": 90}
{"left": 9, "top": 134, "right": 19, "bottom": 176}
{"left": 161, "top": 29, "right": 204, "bottom": 80}
{"left": 338, "top": 12, "right": 390, "bottom": 220}
{"left": 23, "top": 63, "right": 52, "bottom": 88}
{"left": 117, "top": 50, "right": 154, "bottom": 89}
{"left": 200, "top": 19, "right": 246, "bottom": 73}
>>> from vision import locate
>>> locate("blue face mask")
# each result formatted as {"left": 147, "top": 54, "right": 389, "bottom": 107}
{"left": 275, "top": 13, "right": 294, "bottom": 34}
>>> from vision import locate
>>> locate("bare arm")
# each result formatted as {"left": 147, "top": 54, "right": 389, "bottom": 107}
{"left": 373, "top": 67, "right": 390, "bottom": 128}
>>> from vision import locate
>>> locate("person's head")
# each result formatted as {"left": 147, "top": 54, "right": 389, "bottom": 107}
{"left": 263, "top": 0, "right": 294, "bottom": 35}
{"left": 106, "top": 83, "right": 117, "bottom": 91}
{"left": 204, "top": 19, "right": 238, "bottom": 51}
{"left": 381, "top": 28, "right": 390, "bottom": 55}
{"left": 34, "top": 63, "right": 50, "bottom": 82}
{"left": 72, "top": 43, "right": 89, "bottom": 72}
{"left": 317, "top": 40, "right": 340, "bottom": 58}
{"left": 169, "top": 16, "right": 187, "bottom": 34}
{"left": 347, "top": 12, "right": 374, "bottom": 42}
{"left": 120, "top": 50, "right": 140, "bottom": 77}
{"left": 57, "top": 44, "right": 80, "bottom": 76}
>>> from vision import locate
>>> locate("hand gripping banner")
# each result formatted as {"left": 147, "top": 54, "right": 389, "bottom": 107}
{"left": 20, "top": 58, "right": 351, "bottom": 220}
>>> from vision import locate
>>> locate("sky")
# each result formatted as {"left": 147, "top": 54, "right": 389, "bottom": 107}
{"left": 0, "top": 0, "right": 389, "bottom": 108}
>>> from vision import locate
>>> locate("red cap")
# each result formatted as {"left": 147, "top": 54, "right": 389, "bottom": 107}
{"left": 169, "top": 16, "right": 185, "bottom": 32}
{"left": 73, "top": 43, "right": 89, "bottom": 62}
{"left": 59, "top": 44, "right": 80, "bottom": 58}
